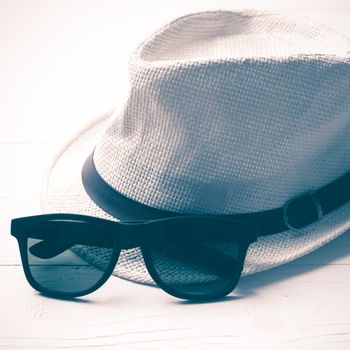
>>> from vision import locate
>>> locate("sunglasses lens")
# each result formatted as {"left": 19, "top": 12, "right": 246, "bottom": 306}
{"left": 147, "top": 220, "right": 247, "bottom": 299}
{"left": 26, "top": 220, "right": 118, "bottom": 295}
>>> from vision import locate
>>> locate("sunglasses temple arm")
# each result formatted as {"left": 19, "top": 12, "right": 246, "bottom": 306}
{"left": 28, "top": 232, "right": 114, "bottom": 259}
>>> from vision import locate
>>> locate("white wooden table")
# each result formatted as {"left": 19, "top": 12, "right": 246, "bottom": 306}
{"left": 1, "top": 1, "right": 349, "bottom": 349}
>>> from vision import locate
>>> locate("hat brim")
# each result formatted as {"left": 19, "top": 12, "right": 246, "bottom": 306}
{"left": 41, "top": 109, "right": 350, "bottom": 285}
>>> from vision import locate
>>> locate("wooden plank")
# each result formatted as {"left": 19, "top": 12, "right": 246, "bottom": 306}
{"left": 0, "top": 263, "right": 349, "bottom": 349}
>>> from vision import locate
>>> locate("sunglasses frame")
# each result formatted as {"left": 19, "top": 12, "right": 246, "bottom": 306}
{"left": 11, "top": 213, "right": 257, "bottom": 300}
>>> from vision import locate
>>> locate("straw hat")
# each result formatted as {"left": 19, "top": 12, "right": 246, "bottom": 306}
{"left": 41, "top": 10, "right": 350, "bottom": 285}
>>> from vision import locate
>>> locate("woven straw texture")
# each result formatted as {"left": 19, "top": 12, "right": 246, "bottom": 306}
{"left": 42, "top": 11, "right": 350, "bottom": 285}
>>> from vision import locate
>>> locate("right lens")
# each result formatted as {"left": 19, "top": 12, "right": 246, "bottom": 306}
{"left": 144, "top": 218, "right": 247, "bottom": 299}
{"left": 25, "top": 220, "right": 119, "bottom": 296}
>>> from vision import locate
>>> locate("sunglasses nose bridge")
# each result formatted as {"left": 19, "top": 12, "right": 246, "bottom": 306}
{"left": 118, "top": 222, "right": 150, "bottom": 249}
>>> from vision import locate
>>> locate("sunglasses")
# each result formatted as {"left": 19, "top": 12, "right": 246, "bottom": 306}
{"left": 11, "top": 213, "right": 257, "bottom": 300}
{"left": 11, "top": 154, "right": 349, "bottom": 301}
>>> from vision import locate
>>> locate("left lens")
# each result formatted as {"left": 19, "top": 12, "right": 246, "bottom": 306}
{"left": 26, "top": 220, "right": 118, "bottom": 296}
{"left": 144, "top": 218, "right": 248, "bottom": 299}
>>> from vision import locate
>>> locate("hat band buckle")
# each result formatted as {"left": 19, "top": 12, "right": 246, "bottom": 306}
{"left": 283, "top": 191, "right": 324, "bottom": 232}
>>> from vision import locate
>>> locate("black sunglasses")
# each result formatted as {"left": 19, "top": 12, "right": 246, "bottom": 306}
{"left": 11, "top": 213, "right": 257, "bottom": 300}
{"left": 11, "top": 156, "right": 350, "bottom": 301}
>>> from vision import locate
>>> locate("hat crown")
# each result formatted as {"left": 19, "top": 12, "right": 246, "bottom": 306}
{"left": 94, "top": 11, "right": 350, "bottom": 214}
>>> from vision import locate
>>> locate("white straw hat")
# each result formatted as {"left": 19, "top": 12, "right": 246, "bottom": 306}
{"left": 41, "top": 10, "right": 350, "bottom": 285}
